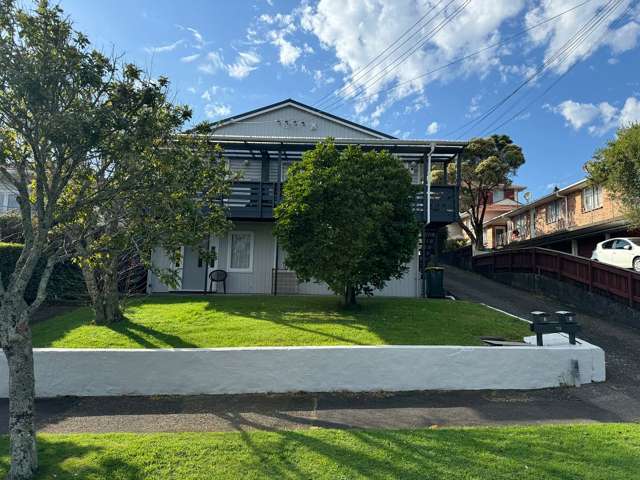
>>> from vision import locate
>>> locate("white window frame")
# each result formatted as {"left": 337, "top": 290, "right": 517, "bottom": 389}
{"left": 582, "top": 185, "right": 602, "bottom": 212}
{"left": 227, "top": 230, "right": 254, "bottom": 273}
{"left": 492, "top": 189, "right": 505, "bottom": 203}
{"left": 546, "top": 200, "right": 560, "bottom": 224}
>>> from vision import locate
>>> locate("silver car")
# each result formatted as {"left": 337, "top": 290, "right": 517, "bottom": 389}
{"left": 592, "top": 237, "right": 640, "bottom": 272}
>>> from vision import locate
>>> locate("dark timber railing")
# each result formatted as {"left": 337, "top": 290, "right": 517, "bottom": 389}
{"left": 226, "top": 181, "right": 458, "bottom": 223}
{"left": 472, "top": 247, "right": 640, "bottom": 307}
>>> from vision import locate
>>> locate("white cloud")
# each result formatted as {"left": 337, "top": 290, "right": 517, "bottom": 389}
{"left": 551, "top": 96, "right": 640, "bottom": 134}
{"left": 426, "top": 121, "right": 439, "bottom": 135}
{"left": 555, "top": 100, "right": 609, "bottom": 130}
{"left": 144, "top": 39, "right": 184, "bottom": 54}
{"left": 180, "top": 53, "right": 201, "bottom": 63}
{"left": 198, "top": 51, "right": 225, "bottom": 75}
{"left": 201, "top": 90, "right": 211, "bottom": 101}
{"left": 204, "top": 103, "right": 232, "bottom": 119}
{"left": 300, "top": 0, "right": 526, "bottom": 108}
{"left": 525, "top": 1, "right": 636, "bottom": 74}
{"left": 187, "top": 27, "right": 206, "bottom": 49}
{"left": 187, "top": 86, "right": 196, "bottom": 94}
{"left": 227, "top": 51, "right": 261, "bottom": 79}
{"left": 619, "top": 97, "right": 640, "bottom": 125}
{"left": 271, "top": 35, "right": 302, "bottom": 66}
{"left": 606, "top": 20, "right": 640, "bottom": 54}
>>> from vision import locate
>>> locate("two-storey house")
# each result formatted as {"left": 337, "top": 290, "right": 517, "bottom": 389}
{"left": 148, "top": 99, "right": 466, "bottom": 297}
{"left": 504, "top": 178, "right": 638, "bottom": 257}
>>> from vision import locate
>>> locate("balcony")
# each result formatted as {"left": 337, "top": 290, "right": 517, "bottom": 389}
{"left": 225, "top": 181, "right": 458, "bottom": 225}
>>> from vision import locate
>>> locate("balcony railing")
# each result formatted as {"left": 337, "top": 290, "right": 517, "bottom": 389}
{"left": 225, "top": 181, "right": 458, "bottom": 224}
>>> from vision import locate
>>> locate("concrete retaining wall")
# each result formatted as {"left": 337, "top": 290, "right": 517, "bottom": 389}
{"left": 0, "top": 341, "right": 605, "bottom": 398}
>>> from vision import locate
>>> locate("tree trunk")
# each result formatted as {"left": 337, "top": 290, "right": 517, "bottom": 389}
{"left": 81, "top": 263, "right": 123, "bottom": 325}
{"left": 1, "top": 305, "right": 37, "bottom": 480}
{"left": 474, "top": 225, "right": 485, "bottom": 251}
{"left": 344, "top": 285, "right": 357, "bottom": 307}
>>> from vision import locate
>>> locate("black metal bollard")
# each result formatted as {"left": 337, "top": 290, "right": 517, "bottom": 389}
{"left": 555, "top": 311, "right": 578, "bottom": 345}
{"left": 530, "top": 311, "right": 549, "bottom": 346}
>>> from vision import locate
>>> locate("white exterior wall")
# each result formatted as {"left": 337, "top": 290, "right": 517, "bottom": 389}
{"left": 3, "top": 338, "right": 604, "bottom": 397}
{"left": 151, "top": 221, "right": 420, "bottom": 297}
{"left": 213, "top": 104, "right": 383, "bottom": 139}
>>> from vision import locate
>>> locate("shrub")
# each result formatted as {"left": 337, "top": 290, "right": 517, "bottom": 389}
{"left": 0, "top": 243, "right": 86, "bottom": 304}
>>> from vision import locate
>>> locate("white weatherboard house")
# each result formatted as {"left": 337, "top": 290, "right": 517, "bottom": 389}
{"left": 148, "top": 99, "right": 466, "bottom": 297}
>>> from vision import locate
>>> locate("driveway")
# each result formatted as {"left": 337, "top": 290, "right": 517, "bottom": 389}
{"left": 2, "top": 268, "right": 639, "bottom": 434}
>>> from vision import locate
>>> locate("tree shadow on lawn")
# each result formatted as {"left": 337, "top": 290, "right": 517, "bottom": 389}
{"left": 223, "top": 414, "right": 638, "bottom": 480}
{"left": 32, "top": 306, "right": 198, "bottom": 349}
{"left": 111, "top": 317, "right": 199, "bottom": 349}
{"left": 195, "top": 295, "right": 520, "bottom": 346}
{"left": 0, "top": 437, "right": 143, "bottom": 479}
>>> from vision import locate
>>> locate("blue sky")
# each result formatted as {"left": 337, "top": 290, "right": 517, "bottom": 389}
{"left": 57, "top": 0, "right": 640, "bottom": 198}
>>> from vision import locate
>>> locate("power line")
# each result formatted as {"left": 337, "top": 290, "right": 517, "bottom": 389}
{"left": 444, "top": 0, "right": 622, "bottom": 138}
{"left": 321, "top": 0, "right": 595, "bottom": 113}
{"left": 482, "top": 1, "right": 632, "bottom": 135}
{"left": 312, "top": 0, "right": 449, "bottom": 107}
{"left": 321, "top": 0, "right": 471, "bottom": 112}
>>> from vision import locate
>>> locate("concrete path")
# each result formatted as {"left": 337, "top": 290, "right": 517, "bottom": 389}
{"left": 3, "top": 267, "right": 639, "bottom": 434}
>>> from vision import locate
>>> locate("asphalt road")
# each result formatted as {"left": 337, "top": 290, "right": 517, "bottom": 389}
{"left": 2, "top": 267, "right": 639, "bottom": 434}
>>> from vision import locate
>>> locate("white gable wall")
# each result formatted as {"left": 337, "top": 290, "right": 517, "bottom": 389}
{"left": 213, "top": 104, "right": 384, "bottom": 140}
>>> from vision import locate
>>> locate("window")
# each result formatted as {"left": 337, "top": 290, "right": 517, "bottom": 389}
{"left": 227, "top": 231, "right": 254, "bottom": 272}
{"left": 546, "top": 200, "right": 560, "bottom": 224}
{"left": 582, "top": 185, "right": 602, "bottom": 212}
{"left": 512, "top": 214, "right": 527, "bottom": 238}
{"left": 281, "top": 161, "right": 293, "bottom": 181}
{"left": 6, "top": 194, "right": 18, "bottom": 211}
{"left": 630, "top": 238, "right": 640, "bottom": 247}
{"left": 601, "top": 240, "right": 615, "bottom": 249}
{"left": 492, "top": 189, "right": 505, "bottom": 202}
{"left": 613, "top": 239, "right": 631, "bottom": 250}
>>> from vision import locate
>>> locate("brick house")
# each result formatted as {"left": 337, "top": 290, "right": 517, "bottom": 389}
{"left": 504, "top": 178, "right": 638, "bottom": 257}
{"left": 448, "top": 184, "right": 526, "bottom": 248}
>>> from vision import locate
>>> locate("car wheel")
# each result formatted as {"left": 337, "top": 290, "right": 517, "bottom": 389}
{"left": 634, "top": 257, "right": 640, "bottom": 273}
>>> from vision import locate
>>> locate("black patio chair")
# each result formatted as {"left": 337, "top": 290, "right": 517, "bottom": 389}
{"left": 208, "top": 269, "right": 227, "bottom": 294}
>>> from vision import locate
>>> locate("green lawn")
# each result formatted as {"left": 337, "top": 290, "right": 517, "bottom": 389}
{"left": 32, "top": 295, "right": 530, "bottom": 348}
{"left": 0, "top": 424, "right": 638, "bottom": 479}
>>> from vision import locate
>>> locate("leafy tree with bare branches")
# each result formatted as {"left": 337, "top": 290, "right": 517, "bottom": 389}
{"left": 0, "top": 1, "right": 230, "bottom": 477}
{"left": 453, "top": 135, "right": 525, "bottom": 250}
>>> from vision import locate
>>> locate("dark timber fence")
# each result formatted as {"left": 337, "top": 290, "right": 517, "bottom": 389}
{"left": 472, "top": 247, "right": 640, "bottom": 308}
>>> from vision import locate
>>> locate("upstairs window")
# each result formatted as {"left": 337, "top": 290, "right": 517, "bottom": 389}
{"left": 546, "top": 200, "right": 560, "bottom": 224}
{"left": 582, "top": 185, "right": 602, "bottom": 212}
{"left": 492, "top": 189, "right": 505, "bottom": 202}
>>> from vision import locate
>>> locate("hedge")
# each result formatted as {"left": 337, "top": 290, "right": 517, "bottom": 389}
{"left": 0, "top": 243, "right": 87, "bottom": 304}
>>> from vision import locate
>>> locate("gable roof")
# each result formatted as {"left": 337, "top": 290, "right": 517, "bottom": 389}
{"left": 213, "top": 98, "right": 396, "bottom": 140}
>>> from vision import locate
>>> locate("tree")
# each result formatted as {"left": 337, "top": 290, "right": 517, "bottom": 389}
{"left": 454, "top": 135, "right": 525, "bottom": 250}
{"left": 585, "top": 123, "right": 640, "bottom": 227}
{"left": 66, "top": 67, "right": 231, "bottom": 325}
{"left": 274, "top": 140, "right": 419, "bottom": 306}
{"left": 0, "top": 1, "right": 229, "bottom": 477}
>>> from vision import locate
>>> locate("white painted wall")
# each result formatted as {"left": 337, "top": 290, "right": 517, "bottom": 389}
{"left": 0, "top": 340, "right": 604, "bottom": 397}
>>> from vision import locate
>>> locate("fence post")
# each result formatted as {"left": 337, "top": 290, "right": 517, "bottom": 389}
{"left": 588, "top": 260, "right": 593, "bottom": 292}
{"left": 556, "top": 252, "right": 562, "bottom": 280}
{"left": 531, "top": 249, "right": 536, "bottom": 274}
{"left": 628, "top": 271, "right": 634, "bottom": 307}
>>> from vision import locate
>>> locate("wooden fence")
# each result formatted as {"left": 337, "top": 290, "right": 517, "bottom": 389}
{"left": 472, "top": 247, "right": 640, "bottom": 307}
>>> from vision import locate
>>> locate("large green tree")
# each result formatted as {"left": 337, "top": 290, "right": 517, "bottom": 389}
{"left": 586, "top": 123, "right": 640, "bottom": 227}
{"left": 274, "top": 140, "right": 419, "bottom": 306}
{"left": 454, "top": 135, "right": 525, "bottom": 250}
{"left": 66, "top": 67, "right": 231, "bottom": 325}
{"left": 0, "top": 1, "right": 228, "bottom": 477}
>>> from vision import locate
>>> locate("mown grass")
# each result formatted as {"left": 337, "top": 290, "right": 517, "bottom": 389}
{"left": 32, "top": 295, "right": 530, "bottom": 348}
{"left": 0, "top": 424, "right": 637, "bottom": 479}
